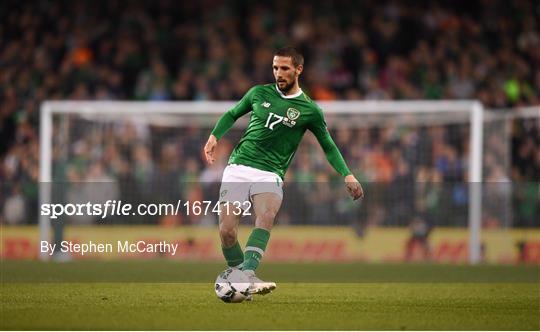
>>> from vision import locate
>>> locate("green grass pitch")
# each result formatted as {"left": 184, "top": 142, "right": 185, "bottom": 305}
{"left": 1, "top": 261, "right": 539, "bottom": 330}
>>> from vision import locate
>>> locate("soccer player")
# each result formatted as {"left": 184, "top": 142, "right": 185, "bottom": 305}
{"left": 204, "top": 47, "right": 363, "bottom": 296}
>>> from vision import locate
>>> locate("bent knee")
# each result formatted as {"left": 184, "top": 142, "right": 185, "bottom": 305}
{"left": 262, "top": 208, "right": 279, "bottom": 221}
{"left": 257, "top": 207, "right": 279, "bottom": 228}
{"left": 219, "top": 226, "right": 238, "bottom": 247}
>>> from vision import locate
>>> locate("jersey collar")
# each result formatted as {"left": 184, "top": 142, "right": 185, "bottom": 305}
{"left": 275, "top": 84, "right": 303, "bottom": 99}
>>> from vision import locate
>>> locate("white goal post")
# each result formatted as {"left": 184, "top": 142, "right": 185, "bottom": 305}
{"left": 39, "top": 100, "right": 484, "bottom": 263}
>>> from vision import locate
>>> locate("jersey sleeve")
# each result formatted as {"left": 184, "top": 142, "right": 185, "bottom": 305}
{"left": 308, "top": 107, "right": 352, "bottom": 177}
{"left": 211, "top": 86, "right": 257, "bottom": 140}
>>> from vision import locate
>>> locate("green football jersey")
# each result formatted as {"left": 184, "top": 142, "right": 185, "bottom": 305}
{"left": 211, "top": 84, "right": 351, "bottom": 179}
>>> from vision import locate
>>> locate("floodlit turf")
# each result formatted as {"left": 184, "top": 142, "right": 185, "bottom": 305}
{"left": 1, "top": 262, "right": 539, "bottom": 330}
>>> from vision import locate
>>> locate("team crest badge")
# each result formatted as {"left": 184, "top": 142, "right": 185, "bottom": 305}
{"left": 287, "top": 108, "right": 300, "bottom": 120}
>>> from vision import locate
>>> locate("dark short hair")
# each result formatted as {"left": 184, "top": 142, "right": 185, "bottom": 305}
{"left": 274, "top": 47, "right": 304, "bottom": 67}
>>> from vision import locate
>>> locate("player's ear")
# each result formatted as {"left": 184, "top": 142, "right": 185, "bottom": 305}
{"left": 295, "top": 64, "right": 303, "bottom": 76}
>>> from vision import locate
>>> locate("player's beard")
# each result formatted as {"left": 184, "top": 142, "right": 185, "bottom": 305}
{"left": 276, "top": 79, "right": 295, "bottom": 94}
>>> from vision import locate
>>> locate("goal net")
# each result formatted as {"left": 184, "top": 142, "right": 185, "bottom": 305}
{"left": 38, "top": 100, "right": 536, "bottom": 263}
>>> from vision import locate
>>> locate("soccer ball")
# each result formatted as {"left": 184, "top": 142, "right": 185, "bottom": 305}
{"left": 215, "top": 268, "right": 250, "bottom": 303}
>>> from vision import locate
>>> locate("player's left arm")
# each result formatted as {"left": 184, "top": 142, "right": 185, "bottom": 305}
{"left": 309, "top": 109, "right": 364, "bottom": 200}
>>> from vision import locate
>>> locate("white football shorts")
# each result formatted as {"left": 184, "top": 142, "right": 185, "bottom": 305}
{"left": 219, "top": 164, "right": 283, "bottom": 205}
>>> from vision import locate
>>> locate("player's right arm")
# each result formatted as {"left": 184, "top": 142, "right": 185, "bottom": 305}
{"left": 204, "top": 86, "right": 257, "bottom": 164}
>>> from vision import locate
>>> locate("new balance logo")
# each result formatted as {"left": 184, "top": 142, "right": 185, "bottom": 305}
{"left": 261, "top": 102, "right": 271, "bottom": 108}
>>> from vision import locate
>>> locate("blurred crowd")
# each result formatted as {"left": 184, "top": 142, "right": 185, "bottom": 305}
{"left": 1, "top": 0, "right": 539, "bottom": 227}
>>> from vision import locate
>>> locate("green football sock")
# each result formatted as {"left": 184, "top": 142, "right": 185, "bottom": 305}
{"left": 243, "top": 228, "right": 270, "bottom": 271}
{"left": 222, "top": 241, "right": 244, "bottom": 268}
